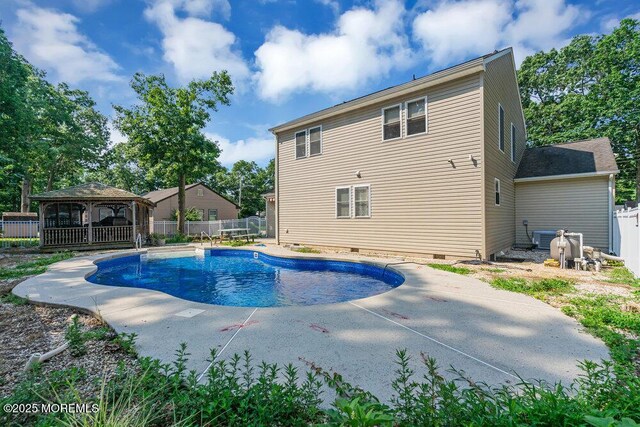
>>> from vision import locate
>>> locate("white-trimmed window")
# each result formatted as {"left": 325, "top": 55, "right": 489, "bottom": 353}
{"left": 309, "top": 126, "right": 322, "bottom": 156}
{"left": 353, "top": 185, "right": 371, "bottom": 218}
{"left": 382, "top": 105, "right": 401, "bottom": 141}
{"left": 197, "top": 188, "right": 204, "bottom": 197}
{"left": 336, "top": 187, "right": 351, "bottom": 218}
{"left": 405, "top": 97, "right": 426, "bottom": 136}
{"left": 510, "top": 123, "right": 516, "bottom": 162}
{"left": 498, "top": 104, "right": 505, "bottom": 152}
{"left": 494, "top": 178, "right": 501, "bottom": 206}
{"left": 295, "top": 130, "right": 307, "bottom": 159}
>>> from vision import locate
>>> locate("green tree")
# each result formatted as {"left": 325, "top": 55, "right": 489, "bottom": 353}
{"left": 0, "top": 26, "right": 34, "bottom": 212}
{"left": 0, "top": 24, "right": 109, "bottom": 212}
{"left": 114, "top": 72, "right": 233, "bottom": 233}
{"left": 518, "top": 19, "right": 640, "bottom": 203}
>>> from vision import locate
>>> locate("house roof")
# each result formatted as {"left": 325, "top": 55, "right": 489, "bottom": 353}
{"left": 515, "top": 138, "right": 619, "bottom": 181}
{"left": 143, "top": 182, "right": 240, "bottom": 208}
{"left": 30, "top": 183, "right": 155, "bottom": 205}
{"left": 269, "top": 48, "right": 513, "bottom": 134}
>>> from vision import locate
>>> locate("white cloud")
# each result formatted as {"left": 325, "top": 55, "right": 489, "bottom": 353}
{"left": 315, "top": 0, "right": 340, "bottom": 16}
{"left": 144, "top": 0, "right": 248, "bottom": 83}
{"left": 413, "top": 0, "right": 512, "bottom": 65}
{"left": 602, "top": 11, "right": 640, "bottom": 33}
{"left": 206, "top": 133, "right": 274, "bottom": 166}
{"left": 107, "top": 121, "right": 127, "bottom": 148}
{"left": 13, "top": 6, "right": 121, "bottom": 84}
{"left": 71, "top": 0, "right": 113, "bottom": 13}
{"left": 254, "top": 0, "right": 414, "bottom": 101}
{"left": 412, "top": 0, "right": 583, "bottom": 66}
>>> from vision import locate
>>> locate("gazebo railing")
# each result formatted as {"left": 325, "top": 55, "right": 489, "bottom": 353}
{"left": 42, "top": 226, "right": 134, "bottom": 246}
{"left": 43, "top": 227, "right": 87, "bottom": 246}
{"left": 92, "top": 226, "right": 132, "bottom": 244}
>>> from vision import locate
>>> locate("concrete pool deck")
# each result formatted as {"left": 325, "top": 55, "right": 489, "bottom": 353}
{"left": 12, "top": 244, "right": 609, "bottom": 401}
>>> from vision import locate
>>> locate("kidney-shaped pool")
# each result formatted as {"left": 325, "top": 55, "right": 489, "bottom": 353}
{"left": 87, "top": 249, "right": 404, "bottom": 307}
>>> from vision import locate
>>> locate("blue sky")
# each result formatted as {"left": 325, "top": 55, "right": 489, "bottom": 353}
{"left": 1, "top": 0, "right": 638, "bottom": 167}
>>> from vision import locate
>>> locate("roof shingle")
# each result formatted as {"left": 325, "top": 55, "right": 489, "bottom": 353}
{"left": 515, "top": 138, "right": 619, "bottom": 180}
{"left": 30, "top": 183, "right": 154, "bottom": 205}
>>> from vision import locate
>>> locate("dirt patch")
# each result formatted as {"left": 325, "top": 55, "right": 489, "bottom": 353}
{"left": 0, "top": 300, "right": 137, "bottom": 399}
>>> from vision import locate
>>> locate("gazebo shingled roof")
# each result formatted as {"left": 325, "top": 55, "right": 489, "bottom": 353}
{"left": 30, "top": 183, "right": 155, "bottom": 206}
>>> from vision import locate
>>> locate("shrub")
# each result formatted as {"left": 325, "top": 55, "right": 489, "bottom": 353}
{"left": 2, "top": 346, "right": 639, "bottom": 426}
{"left": 65, "top": 315, "right": 87, "bottom": 357}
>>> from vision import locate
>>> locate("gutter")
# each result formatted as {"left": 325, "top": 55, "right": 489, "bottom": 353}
{"left": 514, "top": 170, "right": 620, "bottom": 183}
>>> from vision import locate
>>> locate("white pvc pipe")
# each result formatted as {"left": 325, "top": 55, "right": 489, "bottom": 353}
{"left": 23, "top": 342, "right": 69, "bottom": 371}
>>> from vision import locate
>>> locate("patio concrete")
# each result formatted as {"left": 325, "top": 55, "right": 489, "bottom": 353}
{"left": 12, "top": 244, "right": 609, "bottom": 402}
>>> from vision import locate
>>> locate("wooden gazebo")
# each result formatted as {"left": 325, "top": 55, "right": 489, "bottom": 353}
{"left": 30, "top": 183, "right": 155, "bottom": 250}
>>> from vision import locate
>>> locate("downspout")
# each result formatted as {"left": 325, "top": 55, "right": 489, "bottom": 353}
{"left": 273, "top": 131, "right": 279, "bottom": 245}
{"left": 608, "top": 174, "right": 614, "bottom": 253}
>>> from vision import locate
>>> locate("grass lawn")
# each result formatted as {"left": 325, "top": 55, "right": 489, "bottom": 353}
{"left": 427, "top": 263, "right": 471, "bottom": 275}
{"left": 0, "top": 237, "right": 39, "bottom": 248}
{"left": 0, "top": 252, "right": 74, "bottom": 280}
{"left": 490, "top": 274, "right": 639, "bottom": 368}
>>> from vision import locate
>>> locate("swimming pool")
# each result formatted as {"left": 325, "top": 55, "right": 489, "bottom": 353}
{"left": 87, "top": 249, "right": 404, "bottom": 307}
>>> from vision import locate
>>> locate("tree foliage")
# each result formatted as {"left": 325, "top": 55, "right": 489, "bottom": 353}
{"left": 114, "top": 72, "right": 233, "bottom": 232}
{"left": 518, "top": 19, "right": 640, "bottom": 203}
{"left": 0, "top": 25, "right": 109, "bottom": 212}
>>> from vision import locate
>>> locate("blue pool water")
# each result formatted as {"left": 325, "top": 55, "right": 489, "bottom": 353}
{"left": 87, "top": 249, "right": 404, "bottom": 307}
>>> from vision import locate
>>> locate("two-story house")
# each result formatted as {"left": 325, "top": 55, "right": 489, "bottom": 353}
{"left": 270, "top": 48, "right": 617, "bottom": 260}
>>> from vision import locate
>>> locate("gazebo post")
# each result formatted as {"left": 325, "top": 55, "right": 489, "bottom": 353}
{"left": 38, "top": 202, "right": 45, "bottom": 247}
{"left": 132, "top": 201, "right": 137, "bottom": 244}
{"left": 87, "top": 202, "right": 93, "bottom": 245}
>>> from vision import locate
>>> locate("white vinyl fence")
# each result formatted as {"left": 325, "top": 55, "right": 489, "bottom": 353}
{"left": 612, "top": 207, "right": 639, "bottom": 278}
{"left": 0, "top": 221, "right": 40, "bottom": 248}
{"left": 152, "top": 216, "right": 266, "bottom": 237}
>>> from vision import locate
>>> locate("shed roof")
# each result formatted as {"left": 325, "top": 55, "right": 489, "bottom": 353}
{"left": 144, "top": 182, "right": 240, "bottom": 208}
{"left": 30, "top": 183, "right": 155, "bottom": 206}
{"left": 515, "top": 138, "right": 619, "bottom": 180}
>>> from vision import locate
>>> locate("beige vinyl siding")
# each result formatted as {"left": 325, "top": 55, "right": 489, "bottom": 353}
{"left": 515, "top": 176, "right": 610, "bottom": 249}
{"left": 482, "top": 52, "right": 527, "bottom": 257}
{"left": 151, "top": 184, "right": 239, "bottom": 220}
{"left": 277, "top": 75, "right": 484, "bottom": 258}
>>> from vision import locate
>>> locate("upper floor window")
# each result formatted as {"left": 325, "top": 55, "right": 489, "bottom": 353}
{"left": 494, "top": 178, "right": 501, "bottom": 206}
{"left": 406, "top": 97, "right": 426, "bottom": 136}
{"left": 295, "top": 130, "right": 307, "bottom": 159}
{"left": 336, "top": 187, "right": 351, "bottom": 218}
{"left": 498, "top": 104, "right": 505, "bottom": 152}
{"left": 510, "top": 123, "right": 516, "bottom": 162}
{"left": 197, "top": 188, "right": 204, "bottom": 197}
{"left": 309, "top": 126, "right": 322, "bottom": 156}
{"left": 382, "top": 105, "right": 401, "bottom": 141}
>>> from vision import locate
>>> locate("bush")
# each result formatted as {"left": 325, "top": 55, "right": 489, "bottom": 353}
{"left": 3, "top": 346, "right": 638, "bottom": 426}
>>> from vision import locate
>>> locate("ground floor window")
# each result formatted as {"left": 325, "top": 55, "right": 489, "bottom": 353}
{"left": 495, "top": 178, "right": 501, "bottom": 206}
{"left": 208, "top": 209, "right": 219, "bottom": 221}
{"left": 354, "top": 185, "right": 370, "bottom": 218}
{"left": 336, "top": 187, "right": 351, "bottom": 218}
{"left": 336, "top": 185, "right": 371, "bottom": 218}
